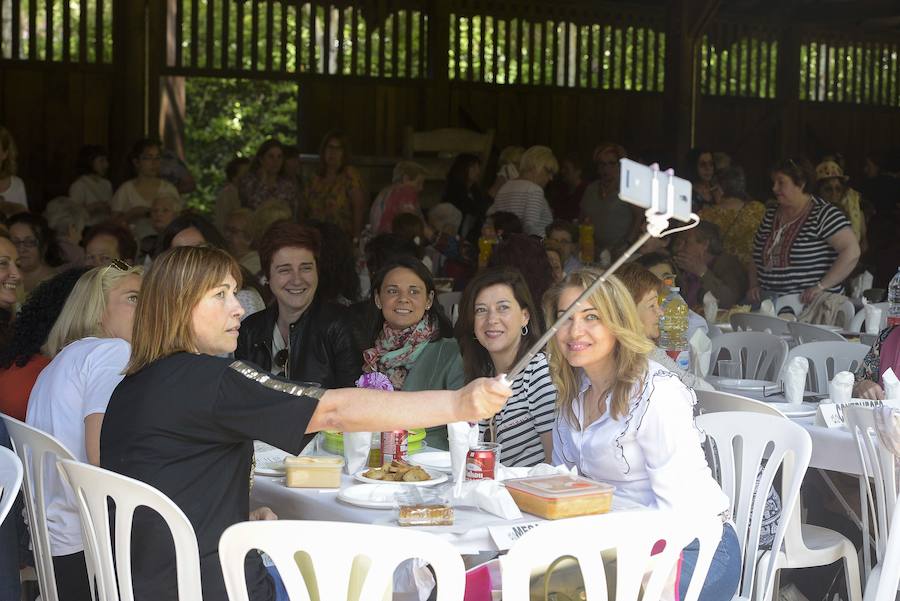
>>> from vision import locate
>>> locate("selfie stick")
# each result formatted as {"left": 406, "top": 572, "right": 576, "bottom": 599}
{"left": 500, "top": 162, "right": 700, "bottom": 385}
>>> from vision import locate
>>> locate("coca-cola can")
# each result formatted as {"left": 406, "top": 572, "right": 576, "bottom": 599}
{"left": 466, "top": 443, "right": 500, "bottom": 480}
{"left": 380, "top": 430, "right": 408, "bottom": 463}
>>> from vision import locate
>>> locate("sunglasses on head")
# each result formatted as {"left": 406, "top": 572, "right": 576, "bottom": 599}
{"left": 101, "top": 259, "right": 132, "bottom": 275}
{"left": 274, "top": 348, "right": 290, "bottom": 373}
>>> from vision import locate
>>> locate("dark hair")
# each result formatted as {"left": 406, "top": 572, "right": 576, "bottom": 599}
{"left": 454, "top": 267, "right": 542, "bottom": 382}
{"left": 635, "top": 252, "right": 673, "bottom": 270}
{"left": 444, "top": 153, "right": 481, "bottom": 204}
{"left": 369, "top": 255, "right": 453, "bottom": 342}
{"left": 560, "top": 151, "right": 588, "bottom": 175}
{"left": 716, "top": 166, "right": 747, "bottom": 200}
{"left": 126, "top": 139, "right": 161, "bottom": 178}
{"left": 689, "top": 221, "right": 724, "bottom": 256}
{"left": 307, "top": 220, "right": 360, "bottom": 303}
{"left": 545, "top": 219, "right": 579, "bottom": 244}
{"left": 317, "top": 130, "right": 351, "bottom": 176}
{"left": 685, "top": 147, "right": 714, "bottom": 183}
{"left": 770, "top": 157, "right": 816, "bottom": 193}
{"left": 225, "top": 156, "right": 250, "bottom": 182}
{"left": 156, "top": 212, "right": 228, "bottom": 257}
{"left": 282, "top": 144, "right": 300, "bottom": 160}
{"left": 7, "top": 213, "right": 65, "bottom": 267}
{"left": 83, "top": 222, "right": 138, "bottom": 263}
{"left": 488, "top": 233, "right": 554, "bottom": 324}
{"left": 364, "top": 234, "right": 420, "bottom": 282}
{"left": 490, "top": 211, "right": 523, "bottom": 237}
{"left": 251, "top": 138, "right": 285, "bottom": 175}
{"left": 74, "top": 145, "right": 107, "bottom": 176}
{"left": 0, "top": 267, "right": 90, "bottom": 368}
{"left": 392, "top": 212, "right": 426, "bottom": 245}
{"left": 258, "top": 221, "right": 321, "bottom": 279}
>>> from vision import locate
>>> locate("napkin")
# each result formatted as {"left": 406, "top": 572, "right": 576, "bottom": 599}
{"left": 703, "top": 291, "right": 719, "bottom": 323}
{"left": 852, "top": 270, "right": 874, "bottom": 300}
{"left": 689, "top": 329, "right": 712, "bottom": 378}
{"left": 863, "top": 299, "right": 883, "bottom": 335}
{"left": 884, "top": 368, "right": 900, "bottom": 400}
{"left": 448, "top": 422, "right": 479, "bottom": 495}
{"left": 759, "top": 299, "right": 776, "bottom": 317}
{"left": 829, "top": 371, "right": 855, "bottom": 405}
{"left": 343, "top": 432, "right": 373, "bottom": 475}
{"left": 782, "top": 356, "right": 809, "bottom": 405}
{"left": 495, "top": 462, "right": 578, "bottom": 481}
{"left": 446, "top": 479, "right": 522, "bottom": 520}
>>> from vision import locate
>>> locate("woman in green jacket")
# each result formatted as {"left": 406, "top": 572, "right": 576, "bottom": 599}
{"left": 363, "top": 255, "right": 464, "bottom": 448}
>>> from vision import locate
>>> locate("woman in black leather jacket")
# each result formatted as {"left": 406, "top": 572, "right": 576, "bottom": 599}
{"left": 234, "top": 222, "right": 362, "bottom": 388}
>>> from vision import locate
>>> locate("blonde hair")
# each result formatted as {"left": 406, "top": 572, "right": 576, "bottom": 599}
{"left": 519, "top": 145, "right": 558, "bottom": 178}
{"left": 126, "top": 246, "right": 242, "bottom": 374}
{"left": 250, "top": 199, "right": 292, "bottom": 245}
{"left": 0, "top": 127, "right": 18, "bottom": 179}
{"left": 392, "top": 161, "right": 427, "bottom": 184}
{"left": 498, "top": 146, "right": 525, "bottom": 168}
{"left": 543, "top": 269, "right": 654, "bottom": 427}
{"left": 43, "top": 264, "right": 144, "bottom": 357}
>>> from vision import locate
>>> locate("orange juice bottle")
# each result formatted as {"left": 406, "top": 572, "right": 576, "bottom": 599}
{"left": 478, "top": 237, "right": 496, "bottom": 268}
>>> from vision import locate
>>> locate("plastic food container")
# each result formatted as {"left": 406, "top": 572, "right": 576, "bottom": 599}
{"left": 324, "top": 429, "right": 427, "bottom": 456}
{"left": 504, "top": 475, "right": 614, "bottom": 520}
{"left": 396, "top": 488, "right": 454, "bottom": 526}
{"left": 284, "top": 456, "right": 344, "bottom": 488}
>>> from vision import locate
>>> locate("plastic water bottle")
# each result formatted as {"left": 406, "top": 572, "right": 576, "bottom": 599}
{"left": 659, "top": 286, "right": 690, "bottom": 371}
{"left": 889, "top": 267, "right": 900, "bottom": 327}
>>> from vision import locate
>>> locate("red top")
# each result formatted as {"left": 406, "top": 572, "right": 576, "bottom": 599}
{"left": 0, "top": 355, "right": 51, "bottom": 421}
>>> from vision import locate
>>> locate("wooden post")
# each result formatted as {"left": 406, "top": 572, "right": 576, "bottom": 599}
{"left": 663, "top": 0, "right": 719, "bottom": 170}
{"left": 775, "top": 26, "right": 801, "bottom": 158}
{"left": 423, "top": 0, "right": 451, "bottom": 129}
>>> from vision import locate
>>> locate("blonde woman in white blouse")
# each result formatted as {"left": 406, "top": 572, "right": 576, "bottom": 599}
{"left": 545, "top": 269, "right": 740, "bottom": 601}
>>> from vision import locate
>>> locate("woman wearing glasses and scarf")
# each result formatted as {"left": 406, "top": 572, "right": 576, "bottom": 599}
{"left": 748, "top": 157, "right": 860, "bottom": 305}
{"left": 235, "top": 222, "right": 361, "bottom": 388}
{"left": 24, "top": 261, "right": 143, "bottom": 601}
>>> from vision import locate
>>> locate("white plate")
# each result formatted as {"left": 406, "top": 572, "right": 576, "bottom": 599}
{"left": 254, "top": 443, "right": 290, "bottom": 476}
{"left": 409, "top": 451, "right": 452, "bottom": 473}
{"left": 337, "top": 484, "right": 407, "bottom": 509}
{"left": 817, "top": 324, "right": 843, "bottom": 333}
{"left": 764, "top": 402, "right": 818, "bottom": 418}
{"left": 354, "top": 468, "right": 447, "bottom": 487}
{"left": 709, "top": 377, "right": 777, "bottom": 391}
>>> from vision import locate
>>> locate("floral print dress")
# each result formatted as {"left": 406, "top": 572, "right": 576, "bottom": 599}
{"left": 304, "top": 168, "right": 363, "bottom": 236}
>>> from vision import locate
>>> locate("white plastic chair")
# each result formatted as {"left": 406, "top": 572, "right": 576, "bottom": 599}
{"left": 1, "top": 414, "right": 78, "bottom": 601}
{"left": 775, "top": 294, "right": 804, "bottom": 317}
{"left": 696, "top": 412, "right": 812, "bottom": 601}
{"left": 850, "top": 303, "right": 889, "bottom": 333}
{"left": 731, "top": 314, "right": 791, "bottom": 336}
{"left": 696, "top": 391, "right": 862, "bottom": 601}
{"left": 500, "top": 510, "right": 723, "bottom": 601}
{"left": 56, "top": 459, "right": 202, "bottom": 601}
{"left": 710, "top": 332, "right": 789, "bottom": 381}
{"left": 844, "top": 407, "right": 899, "bottom": 565}
{"left": 218, "top": 520, "right": 465, "bottom": 601}
{"left": 864, "top": 499, "right": 900, "bottom": 601}
{"left": 437, "top": 291, "right": 461, "bottom": 325}
{"left": 787, "top": 341, "right": 869, "bottom": 394}
{"left": 0, "top": 446, "right": 23, "bottom": 525}
{"left": 787, "top": 321, "right": 847, "bottom": 345}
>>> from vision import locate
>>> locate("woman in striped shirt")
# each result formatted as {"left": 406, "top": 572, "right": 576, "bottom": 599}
{"left": 455, "top": 266, "right": 557, "bottom": 466}
{"left": 487, "top": 146, "right": 557, "bottom": 236}
{"left": 749, "top": 157, "right": 860, "bottom": 304}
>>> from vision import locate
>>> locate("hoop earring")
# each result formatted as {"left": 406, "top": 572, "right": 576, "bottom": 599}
{"left": 521, "top": 325, "right": 529, "bottom": 336}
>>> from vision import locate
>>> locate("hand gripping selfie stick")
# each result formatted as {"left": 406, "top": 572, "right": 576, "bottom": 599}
{"left": 499, "top": 160, "right": 701, "bottom": 386}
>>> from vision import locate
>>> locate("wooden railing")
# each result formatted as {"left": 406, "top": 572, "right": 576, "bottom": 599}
{"left": 697, "top": 18, "right": 779, "bottom": 100}
{"left": 0, "top": 0, "right": 113, "bottom": 63}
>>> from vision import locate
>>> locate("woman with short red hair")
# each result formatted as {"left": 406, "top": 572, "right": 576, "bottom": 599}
{"left": 234, "top": 221, "right": 361, "bottom": 388}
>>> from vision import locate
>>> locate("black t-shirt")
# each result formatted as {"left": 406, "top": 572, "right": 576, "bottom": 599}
{"left": 100, "top": 353, "right": 320, "bottom": 601}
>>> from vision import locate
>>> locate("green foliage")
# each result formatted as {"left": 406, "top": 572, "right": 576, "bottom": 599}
{"left": 182, "top": 77, "right": 298, "bottom": 213}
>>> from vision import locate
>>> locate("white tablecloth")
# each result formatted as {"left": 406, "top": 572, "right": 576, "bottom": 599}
{"left": 251, "top": 473, "right": 640, "bottom": 555}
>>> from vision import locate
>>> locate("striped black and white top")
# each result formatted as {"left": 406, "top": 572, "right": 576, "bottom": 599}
{"left": 752, "top": 196, "right": 851, "bottom": 295}
{"left": 488, "top": 179, "right": 553, "bottom": 236}
{"left": 479, "top": 353, "right": 557, "bottom": 467}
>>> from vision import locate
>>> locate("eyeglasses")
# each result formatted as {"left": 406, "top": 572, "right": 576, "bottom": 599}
{"left": 10, "top": 238, "right": 38, "bottom": 249}
{"left": 101, "top": 258, "right": 131, "bottom": 275}
{"left": 274, "top": 348, "right": 290, "bottom": 375}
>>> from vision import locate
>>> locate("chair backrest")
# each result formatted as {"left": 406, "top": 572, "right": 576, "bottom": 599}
{"left": 0, "top": 446, "right": 23, "bottom": 525}
{"left": 500, "top": 510, "right": 723, "bottom": 601}
{"left": 787, "top": 341, "right": 869, "bottom": 394}
{"left": 56, "top": 459, "right": 202, "bottom": 601}
{"left": 218, "top": 520, "right": 465, "bottom": 601}
{"left": 865, "top": 499, "right": 900, "bottom": 601}
{"left": 695, "top": 389, "right": 787, "bottom": 417}
{"left": 710, "top": 331, "right": 789, "bottom": 381}
{"left": 787, "top": 321, "right": 847, "bottom": 345}
{"left": 775, "top": 294, "right": 804, "bottom": 317}
{"left": 850, "top": 303, "right": 890, "bottom": 333}
{"left": 402, "top": 127, "right": 494, "bottom": 180}
{"left": 1, "top": 414, "right": 78, "bottom": 601}
{"left": 730, "top": 313, "right": 791, "bottom": 336}
{"left": 696, "top": 412, "right": 812, "bottom": 600}
{"left": 437, "top": 291, "right": 462, "bottom": 326}
{"left": 844, "top": 407, "right": 899, "bottom": 563}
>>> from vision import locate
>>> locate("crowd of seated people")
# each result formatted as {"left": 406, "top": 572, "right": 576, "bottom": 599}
{"left": 0, "top": 119, "right": 898, "bottom": 601}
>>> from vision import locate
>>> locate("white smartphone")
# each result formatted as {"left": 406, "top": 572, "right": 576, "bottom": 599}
{"left": 618, "top": 158, "right": 694, "bottom": 222}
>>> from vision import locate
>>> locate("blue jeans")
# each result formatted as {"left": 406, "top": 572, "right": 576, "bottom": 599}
{"left": 266, "top": 564, "right": 290, "bottom": 601}
{"left": 678, "top": 522, "right": 741, "bottom": 601}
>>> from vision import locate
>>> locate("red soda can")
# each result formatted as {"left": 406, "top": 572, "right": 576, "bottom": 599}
{"left": 380, "top": 430, "right": 408, "bottom": 463}
{"left": 466, "top": 444, "right": 498, "bottom": 480}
